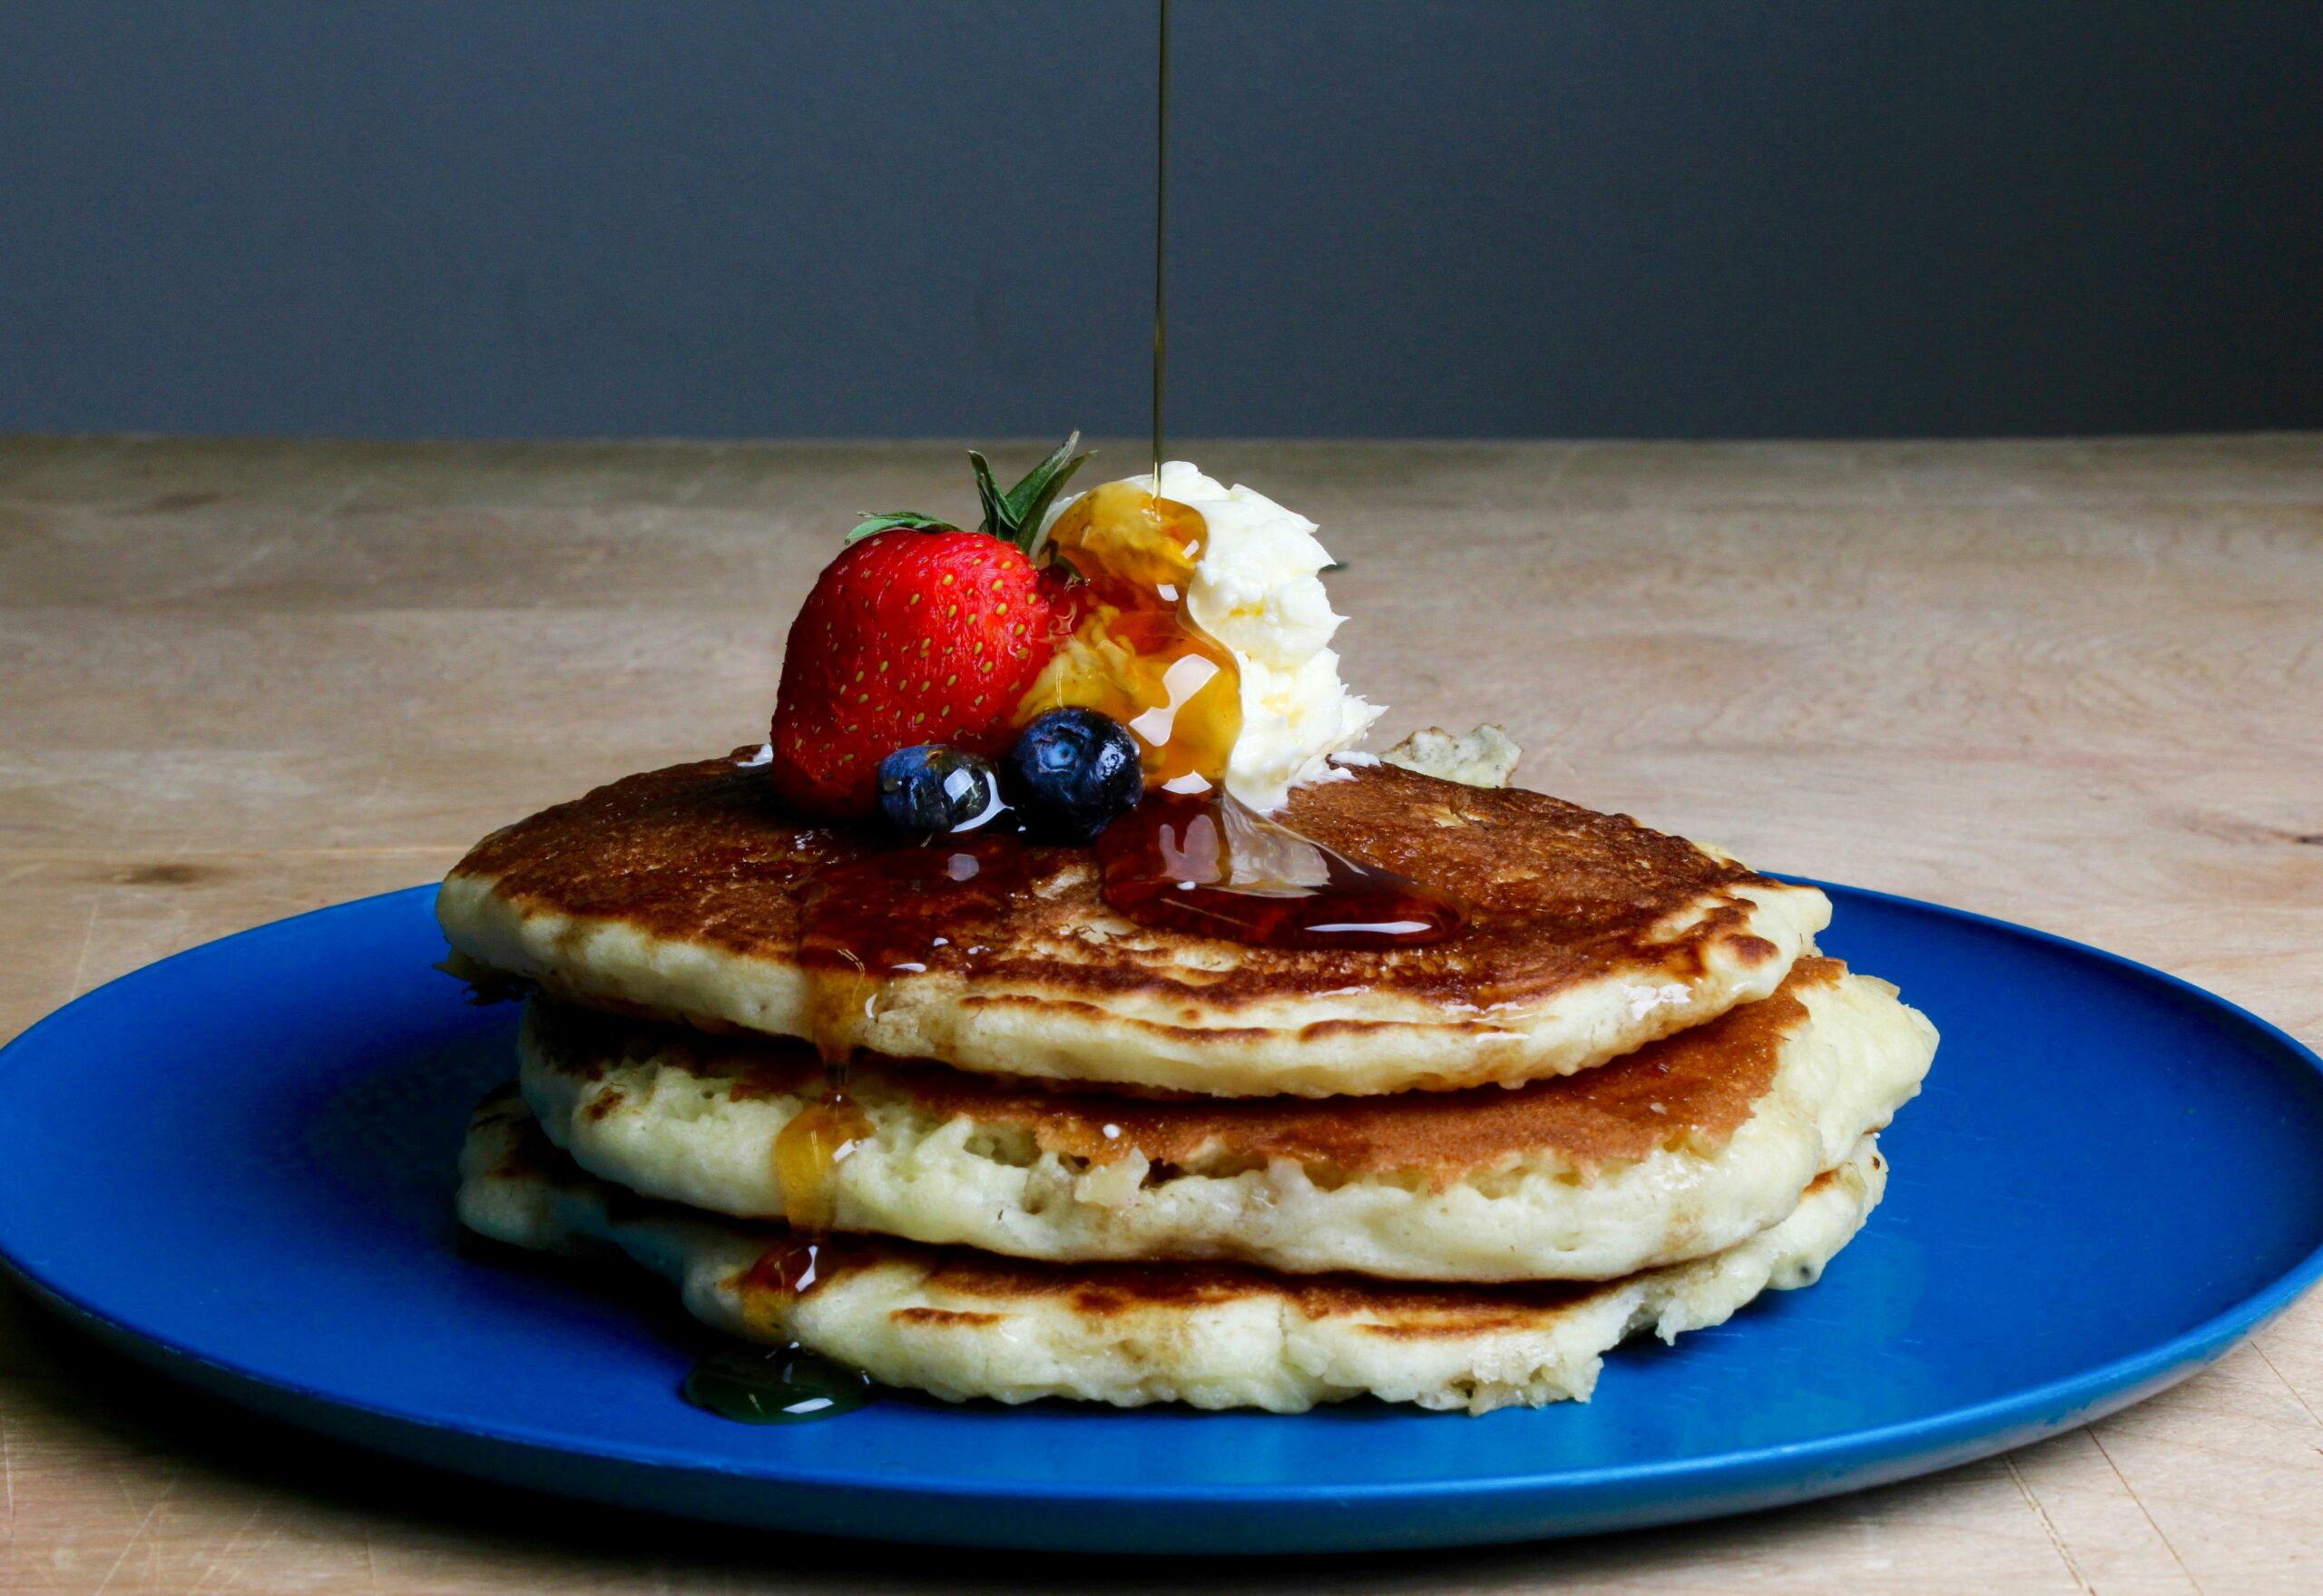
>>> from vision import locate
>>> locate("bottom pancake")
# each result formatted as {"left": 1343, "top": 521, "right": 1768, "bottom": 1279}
{"left": 457, "top": 1088, "right": 1887, "bottom": 1415}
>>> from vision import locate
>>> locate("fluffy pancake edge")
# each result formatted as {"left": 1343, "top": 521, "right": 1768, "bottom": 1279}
{"left": 439, "top": 874, "right": 1827, "bottom": 1095}
{"left": 436, "top": 761, "right": 1833, "bottom": 1097}
{"left": 516, "top": 962, "right": 1932, "bottom": 1280}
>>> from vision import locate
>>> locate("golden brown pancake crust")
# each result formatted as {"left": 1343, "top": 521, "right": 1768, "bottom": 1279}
{"left": 452, "top": 753, "right": 1789, "bottom": 1021}
{"left": 475, "top": 1081, "right": 1743, "bottom": 1327}
{"left": 482, "top": 1077, "right": 1614, "bottom": 1323}
{"left": 529, "top": 959, "right": 1844, "bottom": 1189}
{"left": 719, "top": 1161, "right": 1860, "bottom": 1333}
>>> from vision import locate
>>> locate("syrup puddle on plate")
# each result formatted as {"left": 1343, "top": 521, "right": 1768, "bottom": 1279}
{"left": 682, "top": 1342, "right": 877, "bottom": 1425}
{"left": 682, "top": 1238, "right": 881, "bottom": 1424}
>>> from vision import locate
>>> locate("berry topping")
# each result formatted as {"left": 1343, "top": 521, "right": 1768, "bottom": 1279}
{"left": 766, "top": 436, "right": 1093, "bottom": 818}
{"left": 877, "top": 745, "right": 1005, "bottom": 836}
{"left": 1004, "top": 708, "right": 1144, "bottom": 844}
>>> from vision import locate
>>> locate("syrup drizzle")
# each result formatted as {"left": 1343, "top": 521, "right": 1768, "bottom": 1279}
{"left": 769, "top": 1090, "right": 870, "bottom": 1235}
{"left": 1027, "top": 482, "right": 1241, "bottom": 792}
{"left": 771, "top": 837, "right": 1050, "bottom": 1239}
{"left": 720, "top": 915, "right": 887, "bottom": 1425}
{"left": 1024, "top": 475, "right": 1465, "bottom": 945}
{"left": 746, "top": 864, "right": 898, "bottom": 1403}
{"left": 716, "top": 840, "right": 1062, "bottom": 1424}
{"left": 776, "top": 900, "right": 876, "bottom": 1238}
{"left": 1152, "top": 0, "right": 1171, "bottom": 488}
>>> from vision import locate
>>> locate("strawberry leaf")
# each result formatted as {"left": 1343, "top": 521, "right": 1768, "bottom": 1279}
{"left": 1006, "top": 434, "right": 1093, "bottom": 562}
{"left": 967, "top": 452, "right": 1012, "bottom": 545}
{"left": 967, "top": 433, "right": 1094, "bottom": 560}
{"left": 845, "top": 511, "right": 956, "bottom": 544}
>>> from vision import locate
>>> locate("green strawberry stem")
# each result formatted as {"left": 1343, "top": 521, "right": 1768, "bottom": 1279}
{"left": 843, "top": 433, "right": 1093, "bottom": 560}
{"left": 972, "top": 432, "right": 1093, "bottom": 560}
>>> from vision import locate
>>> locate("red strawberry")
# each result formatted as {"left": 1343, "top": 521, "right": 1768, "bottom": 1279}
{"left": 768, "top": 436, "right": 1092, "bottom": 818}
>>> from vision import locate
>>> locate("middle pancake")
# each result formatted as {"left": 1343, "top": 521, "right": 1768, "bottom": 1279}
{"left": 523, "top": 957, "right": 1936, "bottom": 1282}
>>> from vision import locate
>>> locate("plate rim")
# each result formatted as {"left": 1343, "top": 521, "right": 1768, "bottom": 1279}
{"left": 3, "top": 878, "right": 2321, "bottom": 1532}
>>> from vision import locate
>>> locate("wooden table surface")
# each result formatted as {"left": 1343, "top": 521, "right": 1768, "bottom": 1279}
{"left": 2, "top": 434, "right": 2319, "bottom": 1592}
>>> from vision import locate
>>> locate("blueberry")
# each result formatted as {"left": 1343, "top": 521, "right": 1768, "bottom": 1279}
{"left": 1005, "top": 709, "right": 1144, "bottom": 843}
{"left": 877, "top": 746, "right": 1005, "bottom": 835}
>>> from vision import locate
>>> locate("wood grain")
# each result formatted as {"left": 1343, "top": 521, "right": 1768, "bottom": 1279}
{"left": 1, "top": 434, "right": 2318, "bottom": 1592}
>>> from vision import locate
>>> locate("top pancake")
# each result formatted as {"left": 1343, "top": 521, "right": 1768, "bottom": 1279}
{"left": 437, "top": 752, "right": 1828, "bottom": 1096}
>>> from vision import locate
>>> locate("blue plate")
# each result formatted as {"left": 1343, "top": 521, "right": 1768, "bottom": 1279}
{"left": 2, "top": 882, "right": 2320, "bottom": 1553}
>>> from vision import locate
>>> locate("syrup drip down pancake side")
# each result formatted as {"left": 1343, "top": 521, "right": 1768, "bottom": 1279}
{"left": 438, "top": 758, "right": 1829, "bottom": 1097}
{"left": 458, "top": 1090, "right": 1887, "bottom": 1415}
{"left": 519, "top": 958, "right": 1933, "bottom": 1281}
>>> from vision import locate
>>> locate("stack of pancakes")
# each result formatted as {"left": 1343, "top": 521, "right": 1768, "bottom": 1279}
{"left": 444, "top": 750, "right": 1936, "bottom": 1414}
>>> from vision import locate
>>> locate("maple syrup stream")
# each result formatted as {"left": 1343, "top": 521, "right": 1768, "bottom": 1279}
{"left": 1152, "top": 0, "right": 1171, "bottom": 492}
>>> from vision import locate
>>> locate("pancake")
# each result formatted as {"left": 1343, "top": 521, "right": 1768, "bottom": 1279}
{"left": 458, "top": 1090, "right": 1887, "bottom": 1414}
{"left": 437, "top": 755, "right": 1829, "bottom": 1097}
{"left": 520, "top": 957, "right": 1933, "bottom": 1280}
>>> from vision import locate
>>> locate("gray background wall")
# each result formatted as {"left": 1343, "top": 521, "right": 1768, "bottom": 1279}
{"left": 3, "top": 2, "right": 2318, "bottom": 441}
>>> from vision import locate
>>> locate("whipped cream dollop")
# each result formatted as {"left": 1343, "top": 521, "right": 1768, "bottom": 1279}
{"left": 1044, "top": 462, "right": 1382, "bottom": 813}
